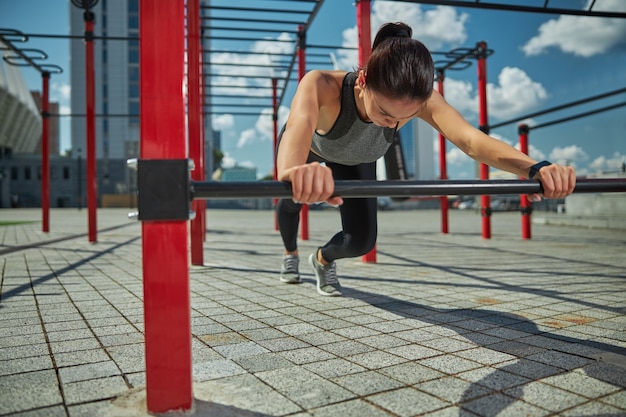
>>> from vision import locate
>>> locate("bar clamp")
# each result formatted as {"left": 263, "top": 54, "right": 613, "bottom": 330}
{"left": 135, "top": 159, "right": 192, "bottom": 221}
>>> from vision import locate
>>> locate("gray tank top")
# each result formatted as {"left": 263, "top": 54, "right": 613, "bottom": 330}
{"left": 310, "top": 72, "right": 396, "bottom": 166}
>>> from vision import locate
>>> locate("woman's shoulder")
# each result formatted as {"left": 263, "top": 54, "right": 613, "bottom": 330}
{"left": 301, "top": 70, "right": 346, "bottom": 89}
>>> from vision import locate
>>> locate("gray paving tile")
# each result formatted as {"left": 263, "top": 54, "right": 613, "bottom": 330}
{"left": 256, "top": 367, "right": 353, "bottom": 409}
{"left": 367, "top": 387, "right": 449, "bottom": 416}
{"left": 332, "top": 370, "right": 404, "bottom": 396}
{"left": 58, "top": 360, "right": 121, "bottom": 384}
{"left": 0, "top": 355, "right": 54, "bottom": 377}
{"left": 310, "top": 398, "right": 393, "bottom": 417}
{"left": 461, "top": 392, "right": 548, "bottom": 416}
{"left": 346, "top": 350, "right": 406, "bottom": 370}
{"left": 0, "top": 370, "right": 63, "bottom": 414}
{"left": 416, "top": 375, "right": 492, "bottom": 404}
{"left": 541, "top": 368, "right": 622, "bottom": 398}
{"left": 504, "top": 381, "right": 588, "bottom": 412}
{"left": 193, "top": 359, "right": 247, "bottom": 382}
{"left": 63, "top": 376, "right": 128, "bottom": 405}
{"left": 213, "top": 341, "right": 270, "bottom": 359}
{"left": 194, "top": 374, "right": 302, "bottom": 416}
{"left": 6, "top": 405, "right": 67, "bottom": 417}
{"left": 279, "top": 346, "right": 336, "bottom": 365}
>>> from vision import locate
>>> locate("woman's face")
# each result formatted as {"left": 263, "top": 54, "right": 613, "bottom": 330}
{"left": 364, "top": 88, "right": 423, "bottom": 128}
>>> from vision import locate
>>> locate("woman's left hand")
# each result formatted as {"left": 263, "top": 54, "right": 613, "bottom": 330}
{"left": 531, "top": 164, "right": 576, "bottom": 201}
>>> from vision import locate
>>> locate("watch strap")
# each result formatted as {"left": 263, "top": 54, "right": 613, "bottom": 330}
{"left": 529, "top": 160, "right": 552, "bottom": 179}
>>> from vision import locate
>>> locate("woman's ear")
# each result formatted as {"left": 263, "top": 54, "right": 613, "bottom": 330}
{"left": 357, "top": 70, "right": 367, "bottom": 88}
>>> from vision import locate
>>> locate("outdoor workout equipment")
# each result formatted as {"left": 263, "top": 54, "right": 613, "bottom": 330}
{"left": 0, "top": 30, "right": 62, "bottom": 233}
{"left": 131, "top": 156, "right": 626, "bottom": 221}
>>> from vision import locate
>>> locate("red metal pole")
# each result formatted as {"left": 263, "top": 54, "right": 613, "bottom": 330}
{"left": 357, "top": 0, "right": 376, "bottom": 263}
{"left": 140, "top": 0, "right": 193, "bottom": 413}
{"left": 41, "top": 72, "right": 50, "bottom": 233}
{"left": 437, "top": 70, "right": 449, "bottom": 234}
{"left": 199, "top": 33, "right": 207, "bottom": 242}
{"left": 84, "top": 10, "right": 98, "bottom": 242}
{"left": 273, "top": 77, "right": 279, "bottom": 231}
{"left": 188, "top": 0, "right": 204, "bottom": 266}
{"left": 356, "top": 0, "right": 371, "bottom": 66}
{"left": 519, "top": 124, "right": 531, "bottom": 239}
{"left": 297, "top": 26, "right": 309, "bottom": 241}
{"left": 476, "top": 41, "right": 491, "bottom": 239}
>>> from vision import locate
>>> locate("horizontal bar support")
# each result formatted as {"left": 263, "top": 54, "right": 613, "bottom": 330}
{"left": 191, "top": 178, "right": 626, "bottom": 200}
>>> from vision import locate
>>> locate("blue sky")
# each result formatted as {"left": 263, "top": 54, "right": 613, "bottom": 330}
{"left": 3, "top": 0, "right": 626, "bottom": 179}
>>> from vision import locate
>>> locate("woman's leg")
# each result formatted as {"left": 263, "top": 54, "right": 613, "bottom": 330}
{"left": 276, "top": 198, "right": 302, "bottom": 253}
{"left": 319, "top": 161, "right": 377, "bottom": 262}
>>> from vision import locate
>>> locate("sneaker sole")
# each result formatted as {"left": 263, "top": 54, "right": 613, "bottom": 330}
{"left": 309, "top": 254, "right": 341, "bottom": 297}
{"left": 280, "top": 275, "right": 301, "bottom": 284}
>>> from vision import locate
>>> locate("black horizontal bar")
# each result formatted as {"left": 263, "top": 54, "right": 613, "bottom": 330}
{"left": 530, "top": 102, "right": 626, "bottom": 130}
{"left": 203, "top": 5, "right": 314, "bottom": 15}
{"left": 391, "top": 0, "right": 626, "bottom": 18}
{"left": 191, "top": 178, "right": 626, "bottom": 200}
{"left": 490, "top": 87, "right": 626, "bottom": 129}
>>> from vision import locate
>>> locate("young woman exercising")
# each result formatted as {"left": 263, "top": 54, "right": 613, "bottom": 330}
{"left": 276, "top": 22, "right": 576, "bottom": 296}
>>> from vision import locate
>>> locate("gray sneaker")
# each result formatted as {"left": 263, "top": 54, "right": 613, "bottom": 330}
{"left": 309, "top": 252, "right": 341, "bottom": 296}
{"left": 280, "top": 254, "right": 301, "bottom": 283}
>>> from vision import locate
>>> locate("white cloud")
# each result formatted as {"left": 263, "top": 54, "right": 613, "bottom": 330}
{"left": 209, "top": 32, "right": 294, "bottom": 96}
{"left": 549, "top": 145, "right": 588, "bottom": 165}
{"left": 442, "top": 78, "right": 477, "bottom": 115}
{"left": 446, "top": 146, "right": 471, "bottom": 166}
{"left": 589, "top": 152, "right": 626, "bottom": 172}
{"left": 52, "top": 82, "right": 71, "bottom": 101}
{"left": 512, "top": 141, "right": 547, "bottom": 162}
{"left": 238, "top": 160, "right": 257, "bottom": 169}
{"left": 523, "top": 0, "right": 626, "bottom": 57}
{"left": 221, "top": 154, "right": 236, "bottom": 168}
{"left": 443, "top": 67, "right": 547, "bottom": 121}
{"left": 212, "top": 114, "right": 234, "bottom": 131}
{"left": 236, "top": 128, "right": 258, "bottom": 148}
{"left": 487, "top": 67, "right": 548, "bottom": 119}
{"left": 59, "top": 105, "right": 71, "bottom": 115}
{"left": 336, "top": 1, "right": 469, "bottom": 69}
{"left": 235, "top": 105, "right": 290, "bottom": 149}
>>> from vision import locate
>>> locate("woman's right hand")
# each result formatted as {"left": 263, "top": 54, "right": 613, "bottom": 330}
{"left": 281, "top": 162, "right": 343, "bottom": 207}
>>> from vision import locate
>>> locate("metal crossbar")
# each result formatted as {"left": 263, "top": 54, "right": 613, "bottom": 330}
{"left": 191, "top": 178, "right": 626, "bottom": 200}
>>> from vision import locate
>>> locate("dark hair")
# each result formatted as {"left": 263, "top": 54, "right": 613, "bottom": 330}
{"left": 365, "top": 22, "right": 434, "bottom": 102}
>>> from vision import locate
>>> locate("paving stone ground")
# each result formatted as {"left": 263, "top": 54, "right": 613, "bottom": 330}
{"left": 1, "top": 207, "right": 625, "bottom": 416}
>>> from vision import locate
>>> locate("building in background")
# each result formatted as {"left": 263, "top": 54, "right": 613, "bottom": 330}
{"left": 396, "top": 118, "right": 436, "bottom": 181}
{"left": 70, "top": 0, "right": 217, "bottom": 202}
{"left": 31, "top": 91, "right": 60, "bottom": 155}
{"left": 0, "top": 40, "right": 41, "bottom": 156}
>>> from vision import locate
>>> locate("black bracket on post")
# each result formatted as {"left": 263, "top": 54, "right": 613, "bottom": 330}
{"left": 137, "top": 159, "right": 191, "bottom": 221}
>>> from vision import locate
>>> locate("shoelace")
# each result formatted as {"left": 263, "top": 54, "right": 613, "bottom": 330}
{"left": 284, "top": 256, "right": 298, "bottom": 272}
{"left": 323, "top": 262, "right": 338, "bottom": 285}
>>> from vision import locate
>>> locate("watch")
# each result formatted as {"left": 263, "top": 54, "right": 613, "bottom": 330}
{"left": 528, "top": 160, "right": 552, "bottom": 179}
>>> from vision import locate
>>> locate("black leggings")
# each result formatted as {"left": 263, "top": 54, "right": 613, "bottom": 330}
{"left": 276, "top": 151, "right": 378, "bottom": 263}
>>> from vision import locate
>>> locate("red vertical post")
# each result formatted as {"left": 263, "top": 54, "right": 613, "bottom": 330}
{"left": 437, "top": 70, "right": 449, "bottom": 234}
{"left": 357, "top": 0, "right": 376, "bottom": 263}
{"left": 140, "top": 0, "right": 193, "bottom": 413}
{"left": 41, "top": 72, "right": 50, "bottom": 233}
{"left": 199, "top": 34, "right": 207, "bottom": 242}
{"left": 84, "top": 10, "right": 98, "bottom": 242}
{"left": 519, "top": 124, "right": 532, "bottom": 239}
{"left": 297, "top": 26, "right": 309, "bottom": 241}
{"left": 476, "top": 41, "right": 491, "bottom": 239}
{"left": 188, "top": 0, "right": 205, "bottom": 265}
{"left": 356, "top": 0, "right": 371, "bottom": 66}
{"left": 84, "top": 9, "right": 98, "bottom": 242}
{"left": 272, "top": 78, "right": 279, "bottom": 230}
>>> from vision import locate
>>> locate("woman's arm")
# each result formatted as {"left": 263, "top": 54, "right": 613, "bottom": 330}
{"left": 420, "top": 91, "right": 576, "bottom": 199}
{"left": 277, "top": 70, "right": 343, "bottom": 206}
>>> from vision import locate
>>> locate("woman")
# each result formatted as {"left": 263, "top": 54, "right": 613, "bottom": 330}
{"left": 276, "top": 22, "right": 576, "bottom": 296}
